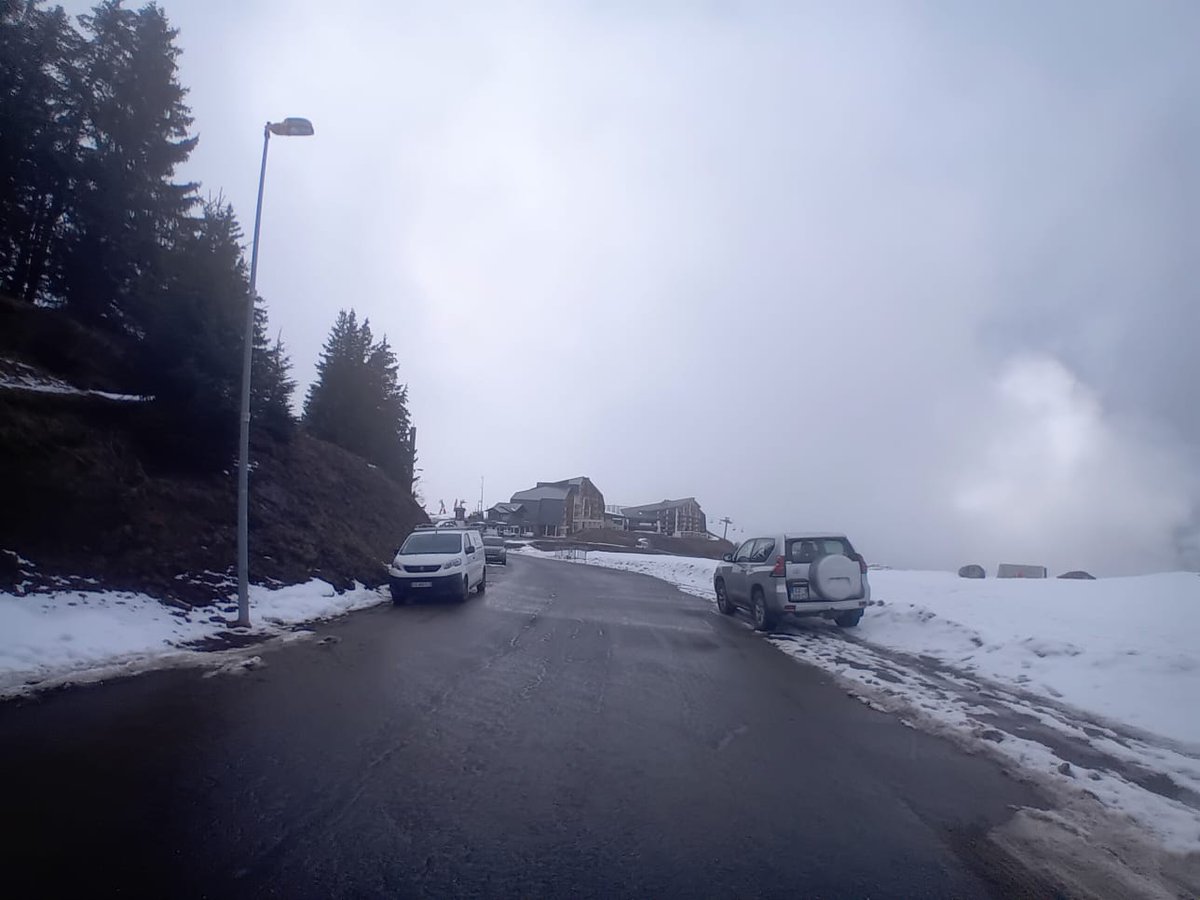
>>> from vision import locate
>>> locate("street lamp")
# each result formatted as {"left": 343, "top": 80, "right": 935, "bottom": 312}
{"left": 235, "top": 116, "right": 314, "bottom": 627}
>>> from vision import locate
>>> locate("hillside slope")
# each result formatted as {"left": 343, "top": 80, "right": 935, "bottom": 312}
{"left": 0, "top": 372, "right": 425, "bottom": 602}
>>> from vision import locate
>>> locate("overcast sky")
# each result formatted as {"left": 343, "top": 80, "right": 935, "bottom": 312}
{"left": 64, "top": 1, "right": 1199, "bottom": 574}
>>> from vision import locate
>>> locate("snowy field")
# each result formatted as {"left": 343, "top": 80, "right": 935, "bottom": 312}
{"left": 516, "top": 547, "right": 1200, "bottom": 864}
{"left": 0, "top": 579, "right": 386, "bottom": 697}
{"left": 857, "top": 570, "right": 1200, "bottom": 745}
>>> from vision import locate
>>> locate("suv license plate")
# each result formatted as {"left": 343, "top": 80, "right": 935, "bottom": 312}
{"left": 412, "top": 581, "right": 433, "bottom": 588}
{"left": 790, "top": 585, "right": 809, "bottom": 601}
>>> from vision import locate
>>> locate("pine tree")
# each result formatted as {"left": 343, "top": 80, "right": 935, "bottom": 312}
{"left": 252, "top": 326, "right": 297, "bottom": 442}
{"left": 305, "top": 310, "right": 415, "bottom": 490}
{"left": 2, "top": 2, "right": 298, "bottom": 468}
{"left": 364, "top": 335, "right": 414, "bottom": 485}
{"left": 55, "top": 0, "right": 197, "bottom": 327}
{"left": 137, "top": 198, "right": 294, "bottom": 467}
{"left": 304, "top": 309, "right": 364, "bottom": 451}
{"left": 0, "top": 1, "right": 81, "bottom": 302}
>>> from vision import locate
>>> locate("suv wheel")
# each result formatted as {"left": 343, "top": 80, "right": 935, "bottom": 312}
{"left": 751, "top": 588, "right": 778, "bottom": 632}
{"left": 715, "top": 579, "right": 735, "bottom": 615}
{"left": 834, "top": 609, "right": 863, "bottom": 628}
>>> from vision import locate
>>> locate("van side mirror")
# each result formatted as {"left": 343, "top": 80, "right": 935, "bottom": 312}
{"left": 722, "top": 553, "right": 733, "bottom": 562}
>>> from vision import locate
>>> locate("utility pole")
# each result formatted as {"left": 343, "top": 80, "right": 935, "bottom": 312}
{"left": 718, "top": 516, "right": 732, "bottom": 540}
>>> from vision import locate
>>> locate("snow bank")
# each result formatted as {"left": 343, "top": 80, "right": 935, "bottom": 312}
{"left": 517, "top": 547, "right": 1200, "bottom": 746}
{"left": 860, "top": 570, "right": 1200, "bottom": 746}
{"left": 0, "top": 580, "right": 385, "bottom": 697}
{"left": 250, "top": 580, "right": 384, "bottom": 625}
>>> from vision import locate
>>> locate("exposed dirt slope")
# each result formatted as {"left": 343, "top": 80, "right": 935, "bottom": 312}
{"left": 0, "top": 380, "right": 425, "bottom": 603}
{"left": 0, "top": 294, "right": 135, "bottom": 393}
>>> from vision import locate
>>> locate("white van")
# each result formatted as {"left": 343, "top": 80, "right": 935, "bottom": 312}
{"left": 388, "top": 528, "right": 486, "bottom": 604}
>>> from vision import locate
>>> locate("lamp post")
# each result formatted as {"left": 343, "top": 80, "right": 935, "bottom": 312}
{"left": 235, "top": 116, "right": 314, "bottom": 628}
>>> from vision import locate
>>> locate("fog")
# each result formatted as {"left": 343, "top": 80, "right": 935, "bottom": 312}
{"left": 61, "top": 0, "right": 1199, "bottom": 574}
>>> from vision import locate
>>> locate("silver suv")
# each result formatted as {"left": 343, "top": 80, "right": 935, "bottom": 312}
{"left": 713, "top": 533, "right": 870, "bottom": 631}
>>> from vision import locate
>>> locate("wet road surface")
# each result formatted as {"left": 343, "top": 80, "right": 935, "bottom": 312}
{"left": 0, "top": 555, "right": 1059, "bottom": 897}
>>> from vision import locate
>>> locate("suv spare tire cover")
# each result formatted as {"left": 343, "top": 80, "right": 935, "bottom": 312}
{"left": 809, "top": 554, "right": 862, "bottom": 602}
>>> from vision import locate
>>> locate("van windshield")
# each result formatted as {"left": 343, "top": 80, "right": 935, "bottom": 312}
{"left": 400, "top": 532, "right": 463, "bottom": 554}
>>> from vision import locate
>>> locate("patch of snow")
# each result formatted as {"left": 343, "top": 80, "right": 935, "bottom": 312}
{"left": 0, "top": 580, "right": 386, "bottom": 698}
{"left": 0, "top": 359, "right": 151, "bottom": 401}
{"left": 88, "top": 389, "right": 153, "bottom": 402}
{"left": 2, "top": 549, "right": 36, "bottom": 568}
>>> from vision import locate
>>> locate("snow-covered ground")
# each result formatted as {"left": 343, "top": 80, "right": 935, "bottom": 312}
{"left": 516, "top": 546, "right": 1200, "bottom": 864}
{"left": 857, "top": 570, "right": 1200, "bottom": 745}
{"left": 0, "top": 579, "right": 386, "bottom": 697}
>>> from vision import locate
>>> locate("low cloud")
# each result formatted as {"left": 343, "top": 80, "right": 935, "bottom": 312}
{"left": 89, "top": 0, "right": 1200, "bottom": 574}
{"left": 952, "top": 356, "right": 1197, "bottom": 575}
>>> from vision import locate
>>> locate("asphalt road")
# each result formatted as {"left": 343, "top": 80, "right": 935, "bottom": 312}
{"left": 0, "top": 555, "right": 1060, "bottom": 898}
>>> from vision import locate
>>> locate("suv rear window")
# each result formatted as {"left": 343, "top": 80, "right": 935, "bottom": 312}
{"left": 400, "top": 532, "right": 463, "bottom": 554}
{"left": 786, "top": 537, "right": 854, "bottom": 563}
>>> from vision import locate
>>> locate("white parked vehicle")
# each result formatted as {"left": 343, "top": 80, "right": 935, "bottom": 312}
{"left": 388, "top": 528, "right": 486, "bottom": 604}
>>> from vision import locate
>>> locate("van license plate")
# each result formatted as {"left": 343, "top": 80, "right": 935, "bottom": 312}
{"left": 412, "top": 582, "right": 433, "bottom": 588}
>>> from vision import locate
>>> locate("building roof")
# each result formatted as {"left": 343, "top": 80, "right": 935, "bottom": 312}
{"left": 536, "top": 476, "right": 593, "bottom": 489}
{"left": 622, "top": 498, "right": 698, "bottom": 515}
{"left": 512, "top": 476, "right": 602, "bottom": 501}
{"left": 488, "top": 502, "right": 524, "bottom": 514}
{"left": 511, "top": 484, "right": 572, "bottom": 502}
